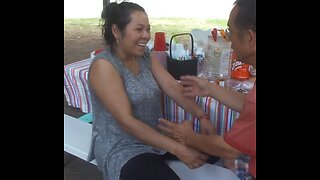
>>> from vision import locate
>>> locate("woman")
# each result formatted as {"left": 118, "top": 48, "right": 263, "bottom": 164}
{"left": 86, "top": 2, "right": 211, "bottom": 180}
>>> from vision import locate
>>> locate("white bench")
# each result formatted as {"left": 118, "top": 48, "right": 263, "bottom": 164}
{"left": 64, "top": 114, "right": 239, "bottom": 180}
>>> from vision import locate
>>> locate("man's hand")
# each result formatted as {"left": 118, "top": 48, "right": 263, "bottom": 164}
{"left": 158, "top": 118, "right": 194, "bottom": 145}
{"left": 223, "top": 158, "right": 236, "bottom": 172}
{"left": 180, "top": 75, "right": 210, "bottom": 98}
{"left": 200, "top": 118, "right": 217, "bottom": 135}
{"left": 158, "top": 118, "right": 210, "bottom": 169}
{"left": 176, "top": 145, "right": 209, "bottom": 169}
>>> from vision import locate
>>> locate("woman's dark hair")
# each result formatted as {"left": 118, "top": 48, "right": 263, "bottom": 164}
{"left": 233, "top": 0, "right": 256, "bottom": 33}
{"left": 101, "top": 1, "right": 146, "bottom": 48}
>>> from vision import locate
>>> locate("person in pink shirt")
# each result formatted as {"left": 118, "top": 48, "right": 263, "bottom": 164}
{"left": 158, "top": 0, "right": 256, "bottom": 178}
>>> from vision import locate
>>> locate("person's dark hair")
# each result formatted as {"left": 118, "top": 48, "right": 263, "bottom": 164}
{"left": 100, "top": 1, "right": 146, "bottom": 49}
{"left": 233, "top": 0, "right": 256, "bottom": 33}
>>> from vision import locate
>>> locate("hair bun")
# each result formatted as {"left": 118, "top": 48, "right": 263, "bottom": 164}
{"left": 101, "top": 2, "right": 119, "bottom": 19}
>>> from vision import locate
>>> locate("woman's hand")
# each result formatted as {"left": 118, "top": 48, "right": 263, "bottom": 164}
{"left": 180, "top": 75, "right": 210, "bottom": 97}
{"left": 175, "top": 144, "right": 209, "bottom": 169}
{"left": 158, "top": 118, "right": 194, "bottom": 145}
{"left": 158, "top": 118, "right": 209, "bottom": 169}
{"left": 159, "top": 118, "right": 223, "bottom": 169}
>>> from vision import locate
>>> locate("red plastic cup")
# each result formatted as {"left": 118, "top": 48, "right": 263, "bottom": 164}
{"left": 153, "top": 32, "right": 166, "bottom": 51}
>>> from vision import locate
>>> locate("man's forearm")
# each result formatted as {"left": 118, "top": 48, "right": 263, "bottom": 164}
{"left": 187, "top": 133, "right": 241, "bottom": 159}
{"left": 208, "top": 84, "right": 246, "bottom": 112}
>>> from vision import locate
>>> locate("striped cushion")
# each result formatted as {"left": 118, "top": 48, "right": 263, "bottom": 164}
{"left": 64, "top": 58, "right": 92, "bottom": 113}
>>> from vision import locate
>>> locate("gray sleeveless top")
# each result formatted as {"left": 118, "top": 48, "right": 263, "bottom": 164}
{"left": 87, "top": 47, "right": 166, "bottom": 180}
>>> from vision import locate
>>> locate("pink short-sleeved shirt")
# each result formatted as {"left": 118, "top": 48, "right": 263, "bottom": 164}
{"left": 224, "top": 83, "right": 256, "bottom": 178}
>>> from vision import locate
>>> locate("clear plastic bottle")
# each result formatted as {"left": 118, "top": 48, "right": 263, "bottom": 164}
{"left": 197, "top": 56, "right": 205, "bottom": 77}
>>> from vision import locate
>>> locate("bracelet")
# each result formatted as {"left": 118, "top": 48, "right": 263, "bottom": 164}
{"left": 198, "top": 114, "right": 209, "bottom": 120}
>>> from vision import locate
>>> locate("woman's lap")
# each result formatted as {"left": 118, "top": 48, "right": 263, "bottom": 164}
{"left": 120, "top": 153, "right": 180, "bottom": 180}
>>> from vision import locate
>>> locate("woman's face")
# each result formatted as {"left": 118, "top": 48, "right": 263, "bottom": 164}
{"left": 119, "top": 11, "right": 151, "bottom": 57}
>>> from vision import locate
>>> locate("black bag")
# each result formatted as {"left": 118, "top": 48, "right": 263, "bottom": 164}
{"left": 167, "top": 33, "right": 197, "bottom": 80}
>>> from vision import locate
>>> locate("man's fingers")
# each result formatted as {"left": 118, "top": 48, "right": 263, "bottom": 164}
{"left": 159, "top": 118, "right": 175, "bottom": 128}
{"left": 158, "top": 118, "right": 176, "bottom": 134}
{"left": 180, "top": 75, "right": 195, "bottom": 82}
{"left": 188, "top": 160, "right": 205, "bottom": 169}
{"left": 158, "top": 123, "right": 173, "bottom": 135}
{"left": 200, "top": 153, "right": 209, "bottom": 161}
{"left": 181, "top": 120, "right": 193, "bottom": 126}
{"left": 181, "top": 86, "right": 193, "bottom": 93}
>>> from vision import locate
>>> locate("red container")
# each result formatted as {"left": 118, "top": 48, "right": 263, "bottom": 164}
{"left": 153, "top": 32, "right": 166, "bottom": 51}
{"left": 231, "top": 64, "right": 250, "bottom": 80}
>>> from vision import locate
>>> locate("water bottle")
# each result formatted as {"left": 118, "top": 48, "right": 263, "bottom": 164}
{"left": 196, "top": 54, "right": 205, "bottom": 77}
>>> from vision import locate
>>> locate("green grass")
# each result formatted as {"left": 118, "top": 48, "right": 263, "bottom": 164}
{"left": 64, "top": 18, "right": 101, "bottom": 28}
{"left": 64, "top": 18, "right": 228, "bottom": 39}
{"left": 149, "top": 18, "right": 227, "bottom": 38}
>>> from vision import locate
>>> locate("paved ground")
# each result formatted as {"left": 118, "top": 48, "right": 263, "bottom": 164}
{"left": 64, "top": 151, "right": 103, "bottom": 180}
